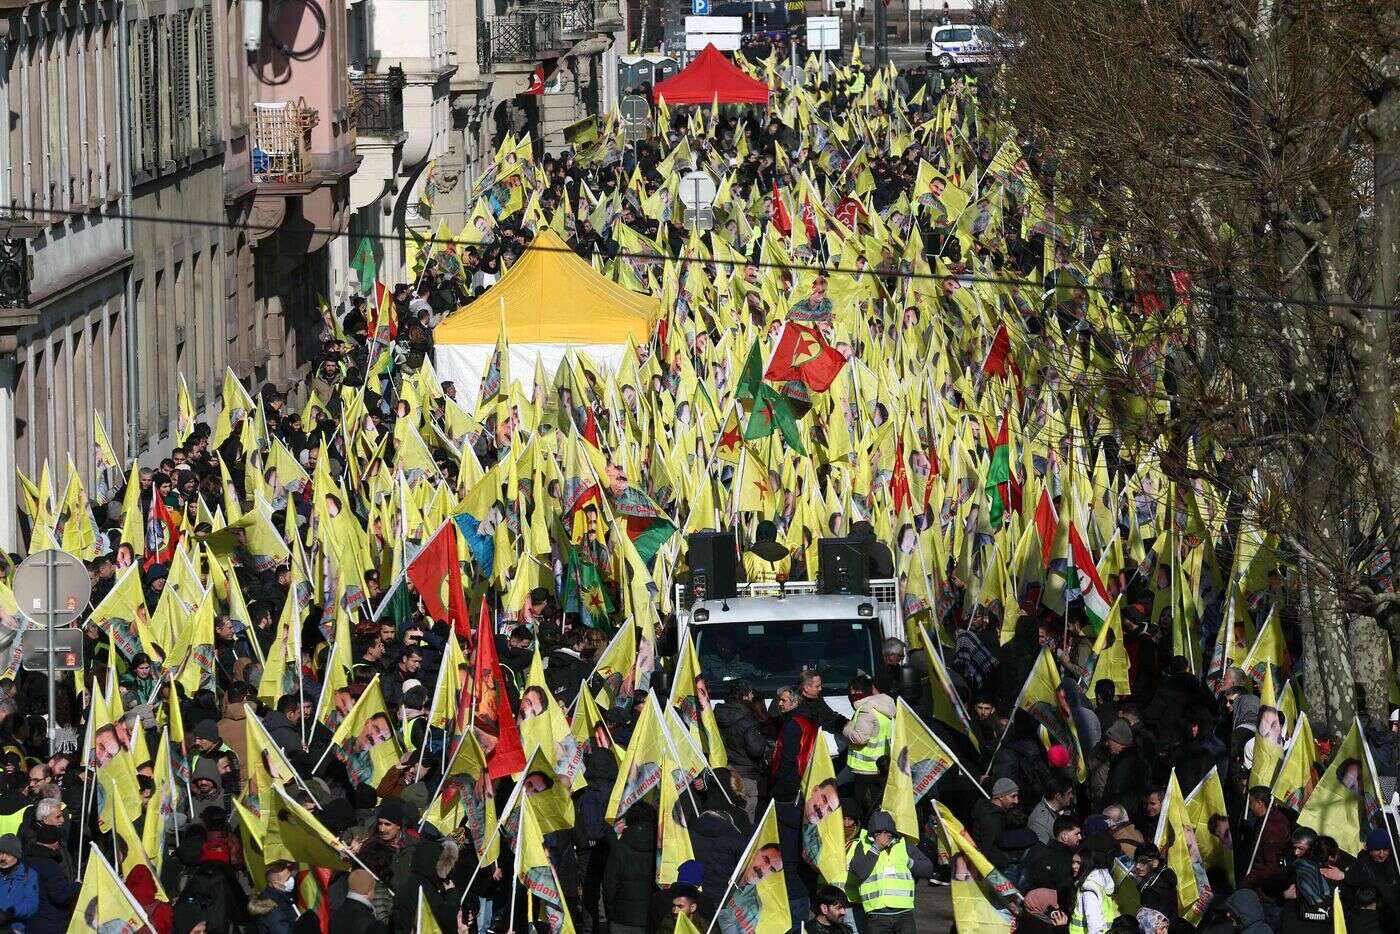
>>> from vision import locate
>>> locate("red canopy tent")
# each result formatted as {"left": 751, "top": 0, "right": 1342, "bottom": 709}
{"left": 651, "top": 44, "right": 771, "bottom": 106}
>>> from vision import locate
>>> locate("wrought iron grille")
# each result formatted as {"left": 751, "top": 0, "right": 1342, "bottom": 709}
{"left": 349, "top": 67, "right": 406, "bottom": 137}
{"left": 0, "top": 239, "right": 29, "bottom": 308}
{"left": 478, "top": 17, "right": 538, "bottom": 68}
{"left": 561, "top": 0, "right": 594, "bottom": 33}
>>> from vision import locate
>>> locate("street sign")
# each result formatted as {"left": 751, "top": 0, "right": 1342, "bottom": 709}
{"left": 12, "top": 548, "right": 90, "bottom": 742}
{"left": 679, "top": 170, "right": 718, "bottom": 209}
{"left": 13, "top": 549, "right": 90, "bottom": 628}
{"left": 620, "top": 94, "right": 651, "bottom": 143}
{"left": 21, "top": 629, "right": 84, "bottom": 673}
{"left": 685, "top": 15, "right": 743, "bottom": 51}
{"left": 691, "top": 0, "right": 709, "bottom": 14}
{"left": 682, "top": 207, "right": 715, "bottom": 230}
{"left": 807, "top": 16, "right": 841, "bottom": 51}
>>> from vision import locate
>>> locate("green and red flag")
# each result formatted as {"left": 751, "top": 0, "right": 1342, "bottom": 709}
{"left": 744, "top": 384, "right": 805, "bottom": 454}
{"left": 984, "top": 410, "right": 1016, "bottom": 527}
{"left": 1068, "top": 520, "right": 1112, "bottom": 633}
{"left": 736, "top": 338, "right": 765, "bottom": 410}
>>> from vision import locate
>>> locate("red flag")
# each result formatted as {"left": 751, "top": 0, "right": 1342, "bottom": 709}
{"left": 1170, "top": 269, "right": 1192, "bottom": 305}
{"left": 891, "top": 439, "right": 913, "bottom": 514}
{"left": 143, "top": 496, "right": 181, "bottom": 571}
{"left": 522, "top": 67, "right": 545, "bottom": 95}
{"left": 1034, "top": 488, "right": 1059, "bottom": 569}
{"left": 582, "top": 406, "right": 600, "bottom": 449}
{"left": 472, "top": 599, "right": 527, "bottom": 779}
{"left": 799, "top": 199, "right": 818, "bottom": 241}
{"left": 834, "top": 197, "right": 864, "bottom": 231}
{"left": 980, "top": 323, "right": 1011, "bottom": 379}
{"left": 406, "top": 523, "right": 473, "bottom": 640}
{"left": 770, "top": 180, "right": 792, "bottom": 236}
{"left": 764, "top": 322, "right": 847, "bottom": 392}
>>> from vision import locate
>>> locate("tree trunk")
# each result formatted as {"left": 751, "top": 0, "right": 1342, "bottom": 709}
{"left": 1350, "top": 614, "right": 1390, "bottom": 723}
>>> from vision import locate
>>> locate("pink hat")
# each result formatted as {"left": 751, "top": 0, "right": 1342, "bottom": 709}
{"left": 1047, "top": 745, "right": 1072, "bottom": 769}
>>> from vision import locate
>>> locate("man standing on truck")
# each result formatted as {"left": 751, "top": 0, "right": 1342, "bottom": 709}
{"left": 741, "top": 520, "right": 792, "bottom": 584}
{"left": 843, "top": 675, "right": 895, "bottom": 821}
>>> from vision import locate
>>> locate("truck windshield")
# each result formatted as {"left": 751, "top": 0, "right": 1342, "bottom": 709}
{"left": 694, "top": 620, "right": 878, "bottom": 698}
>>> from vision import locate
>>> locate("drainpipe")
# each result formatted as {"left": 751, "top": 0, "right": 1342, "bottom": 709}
{"left": 118, "top": 0, "right": 138, "bottom": 461}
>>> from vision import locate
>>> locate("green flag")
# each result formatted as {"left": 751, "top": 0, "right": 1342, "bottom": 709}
{"left": 350, "top": 235, "right": 377, "bottom": 289}
{"left": 744, "top": 384, "right": 805, "bottom": 454}
{"left": 566, "top": 544, "right": 613, "bottom": 627}
{"left": 736, "top": 339, "right": 765, "bottom": 409}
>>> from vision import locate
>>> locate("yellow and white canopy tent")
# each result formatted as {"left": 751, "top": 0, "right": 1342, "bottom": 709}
{"left": 433, "top": 229, "right": 660, "bottom": 409}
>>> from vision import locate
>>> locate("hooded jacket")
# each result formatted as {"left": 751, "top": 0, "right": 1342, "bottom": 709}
{"left": 843, "top": 692, "right": 897, "bottom": 747}
{"left": 687, "top": 811, "right": 746, "bottom": 912}
{"left": 1225, "top": 888, "right": 1274, "bottom": 934}
{"left": 216, "top": 702, "right": 250, "bottom": 784}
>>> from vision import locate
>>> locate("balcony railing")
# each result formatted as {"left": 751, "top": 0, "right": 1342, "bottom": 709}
{"left": 251, "top": 99, "right": 318, "bottom": 184}
{"left": 0, "top": 238, "right": 28, "bottom": 308}
{"left": 561, "top": 0, "right": 594, "bottom": 33}
{"left": 478, "top": 12, "right": 569, "bottom": 68}
{"left": 349, "top": 67, "right": 406, "bottom": 138}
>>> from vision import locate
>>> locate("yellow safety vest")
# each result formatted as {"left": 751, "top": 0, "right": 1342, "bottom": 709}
{"left": 1069, "top": 874, "right": 1118, "bottom": 934}
{"left": 0, "top": 806, "right": 29, "bottom": 838}
{"left": 843, "top": 832, "right": 868, "bottom": 903}
{"left": 858, "top": 839, "right": 916, "bottom": 912}
{"left": 847, "top": 706, "right": 892, "bottom": 775}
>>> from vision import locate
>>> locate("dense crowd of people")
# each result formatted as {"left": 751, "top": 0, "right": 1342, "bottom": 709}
{"left": 0, "top": 42, "right": 1396, "bottom": 934}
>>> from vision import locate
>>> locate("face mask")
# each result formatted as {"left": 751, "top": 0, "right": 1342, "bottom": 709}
{"left": 278, "top": 878, "right": 296, "bottom": 893}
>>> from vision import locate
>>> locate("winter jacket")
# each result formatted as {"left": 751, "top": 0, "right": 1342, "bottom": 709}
{"left": 1224, "top": 888, "right": 1273, "bottom": 934}
{"left": 1096, "top": 745, "right": 1149, "bottom": 814}
{"left": 250, "top": 886, "right": 299, "bottom": 934}
{"left": 390, "top": 840, "right": 458, "bottom": 934}
{"left": 329, "top": 895, "right": 389, "bottom": 934}
{"left": 969, "top": 798, "right": 1013, "bottom": 870}
{"left": 545, "top": 648, "right": 588, "bottom": 702}
{"left": 20, "top": 846, "right": 78, "bottom": 934}
{"left": 216, "top": 702, "right": 251, "bottom": 784}
{"left": 262, "top": 712, "right": 303, "bottom": 756}
{"left": 688, "top": 811, "right": 746, "bottom": 912}
{"left": 1239, "top": 806, "right": 1292, "bottom": 892}
{"left": 602, "top": 808, "right": 658, "bottom": 926}
{"left": 713, "top": 702, "right": 768, "bottom": 782}
{"left": 842, "top": 693, "right": 897, "bottom": 747}
{"left": 0, "top": 860, "right": 41, "bottom": 932}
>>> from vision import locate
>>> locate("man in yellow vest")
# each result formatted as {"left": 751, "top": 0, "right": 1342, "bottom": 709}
{"left": 849, "top": 811, "right": 934, "bottom": 934}
{"left": 842, "top": 674, "right": 895, "bottom": 821}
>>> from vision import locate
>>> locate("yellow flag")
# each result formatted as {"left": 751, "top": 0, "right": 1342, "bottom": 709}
{"left": 1014, "top": 648, "right": 1087, "bottom": 781}
{"left": 799, "top": 730, "right": 847, "bottom": 884}
{"left": 667, "top": 634, "right": 728, "bottom": 769}
{"left": 67, "top": 844, "right": 151, "bottom": 933}
{"left": 918, "top": 623, "right": 979, "bottom": 749}
{"left": 1241, "top": 604, "right": 1289, "bottom": 688}
{"left": 1272, "top": 712, "right": 1318, "bottom": 812}
{"left": 1185, "top": 766, "right": 1234, "bottom": 889}
{"left": 934, "top": 801, "right": 1018, "bottom": 931}
{"left": 657, "top": 754, "right": 698, "bottom": 886}
{"left": 1154, "top": 770, "right": 1212, "bottom": 924}
{"left": 591, "top": 619, "right": 638, "bottom": 712}
{"left": 328, "top": 674, "right": 404, "bottom": 788}
{"left": 1297, "top": 719, "right": 1384, "bottom": 855}
{"left": 519, "top": 746, "right": 576, "bottom": 835}
{"left": 426, "top": 729, "right": 499, "bottom": 863}
{"left": 93, "top": 410, "right": 120, "bottom": 474}
{"left": 605, "top": 693, "right": 665, "bottom": 829}
{"left": 1086, "top": 596, "right": 1131, "bottom": 698}
{"left": 417, "top": 890, "right": 447, "bottom": 934}
{"left": 516, "top": 789, "right": 576, "bottom": 934}
{"left": 270, "top": 784, "right": 352, "bottom": 871}
{"left": 520, "top": 647, "right": 585, "bottom": 790}
{"left": 882, "top": 698, "right": 959, "bottom": 839}
{"left": 716, "top": 802, "right": 792, "bottom": 934}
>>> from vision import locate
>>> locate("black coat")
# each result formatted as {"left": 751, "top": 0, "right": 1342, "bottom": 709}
{"left": 713, "top": 701, "right": 768, "bottom": 782}
{"left": 545, "top": 649, "right": 588, "bottom": 702}
{"left": 1098, "top": 746, "right": 1150, "bottom": 813}
{"left": 391, "top": 841, "right": 457, "bottom": 933}
{"left": 602, "top": 810, "right": 658, "bottom": 926}
{"left": 329, "top": 897, "right": 389, "bottom": 934}
{"left": 969, "top": 798, "right": 1012, "bottom": 870}
{"left": 688, "top": 811, "right": 746, "bottom": 913}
